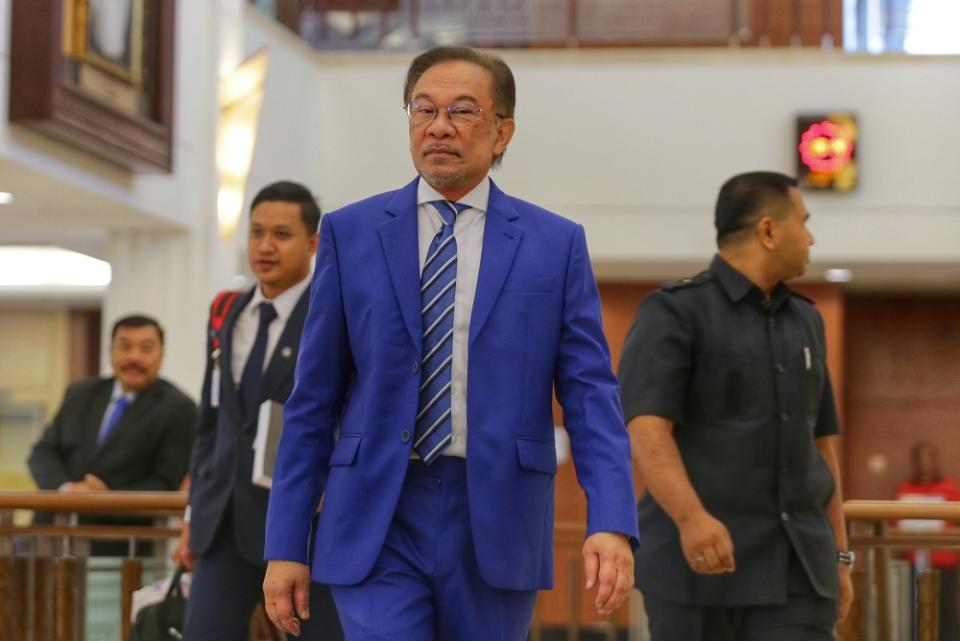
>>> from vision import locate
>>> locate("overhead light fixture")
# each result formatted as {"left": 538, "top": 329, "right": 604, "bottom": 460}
{"left": 824, "top": 268, "right": 854, "bottom": 283}
{"left": 0, "top": 192, "right": 14, "bottom": 205}
{"left": 217, "top": 49, "right": 268, "bottom": 239}
{"left": 0, "top": 246, "right": 111, "bottom": 287}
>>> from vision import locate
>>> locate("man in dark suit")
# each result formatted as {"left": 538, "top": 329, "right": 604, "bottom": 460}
{"left": 174, "top": 181, "right": 342, "bottom": 641}
{"left": 28, "top": 314, "right": 196, "bottom": 554}
{"left": 618, "top": 172, "right": 853, "bottom": 640}
{"left": 262, "top": 47, "right": 637, "bottom": 641}
{"left": 29, "top": 314, "right": 195, "bottom": 495}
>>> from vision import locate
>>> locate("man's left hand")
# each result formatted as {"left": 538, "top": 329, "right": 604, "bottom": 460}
{"left": 837, "top": 564, "right": 854, "bottom": 621}
{"left": 582, "top": 532, "right": 634, "bottom": 615}
{"left": 83, "top": 474, "right": 109, "bottom": 491}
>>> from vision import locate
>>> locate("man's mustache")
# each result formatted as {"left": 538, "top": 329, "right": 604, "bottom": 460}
{"left": 120, "top": 364, "right": 147, "bottom": 374}
{"left": 423, "top": 145, "right": 461, "bottom": 158}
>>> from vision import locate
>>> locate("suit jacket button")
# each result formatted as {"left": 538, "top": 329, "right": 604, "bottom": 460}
{"left": 401, "top": 430, "right": 411, "bottom": 443}
{"left": 411, "top": 361, "right": 419, "bottom": 374}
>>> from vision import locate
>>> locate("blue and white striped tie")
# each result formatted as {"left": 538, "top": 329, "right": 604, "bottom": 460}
{"left": 414, "top": 200, "right": 470, "bottom": 464}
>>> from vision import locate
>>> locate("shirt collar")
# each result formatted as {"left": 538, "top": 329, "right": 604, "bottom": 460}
{"left": 110, "top": 379, "right": 137, "bottom": 403}
{"left": 709, "top": 254, "right": 792, "bottom": 313}
{"left": 251, "top": 272, "right": 311, "bottom": 323}
{"left": 417, "top": 175, "right": 490, "bottom": 214}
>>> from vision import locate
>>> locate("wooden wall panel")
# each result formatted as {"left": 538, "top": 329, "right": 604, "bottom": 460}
{"left": 844, "top": 296, "right": 960, "bottom": 500}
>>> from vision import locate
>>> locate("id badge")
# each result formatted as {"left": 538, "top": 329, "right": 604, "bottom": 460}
{"left": 210, "top": 363, "right": 221, "bottom": 408}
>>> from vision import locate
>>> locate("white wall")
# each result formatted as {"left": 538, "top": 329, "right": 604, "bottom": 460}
{"left": 305, "top": 49, "right": 960, "bottom": 283}
{"left": 2, "top": 2, "right": 960, "bottom": 399}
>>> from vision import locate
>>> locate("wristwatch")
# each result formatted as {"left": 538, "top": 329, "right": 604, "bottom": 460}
{"left": 837, "top": 550, "right": 856, "bottom": 566}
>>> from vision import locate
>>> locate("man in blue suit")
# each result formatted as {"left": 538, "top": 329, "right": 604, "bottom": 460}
{"left": 174, "top": 182, "right": 342, "bottom": 641}
{"left": 263, "top": 47, "right": 638, "bottom": 641}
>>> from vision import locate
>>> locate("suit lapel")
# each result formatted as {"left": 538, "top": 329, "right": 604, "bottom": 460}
{"left": 469, "top": 181, "right": 522, "bottom": 346}
{"left": 378, "top": 178, "right": 423, "bottom": 351}
{"left": 260, "top": 287, "right": 310, "bottom": 402}
{"left": 221, "top": 287, "right": 256, "bottom": 409}
{"left": 82, "top": 379, "right": 115, "bottom": 456}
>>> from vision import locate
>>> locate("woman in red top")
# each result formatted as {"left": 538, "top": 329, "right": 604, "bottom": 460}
{"left": 894, "top": 441, "right": 960, "bottom": 641}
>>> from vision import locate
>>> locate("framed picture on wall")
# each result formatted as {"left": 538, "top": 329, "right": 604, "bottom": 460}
{"left": 76, "top": 0, "right": 147, "bottom": 87}
{"left": 9, "top": 0, "right": 174, "bottom": 172}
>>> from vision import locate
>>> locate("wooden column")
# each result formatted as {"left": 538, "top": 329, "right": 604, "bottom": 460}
{"left": 566, "top": 557, "right": 580, "bottom": 641}
{"left": 35, "top": 556, "right": 54, "bottom": 641}
{"left": 836, "top": 568, "right": 866, "bottom": 641}
{"left": 121, "top": 558, "right": 143, "bottom": 641}
{"left": 0, "top": 556, "right": 27, "bottom": 641}
{"left": 529, "top": 595, "right": 543, "bottom": 641}
{"left": 53, "top": 556, "right": 83, "bottom": 641}
{"left": 872, "top": 523, "right": 893, "bottom": 641}
{"left": 918, "top": 569, "right": 941, "bottom": 641}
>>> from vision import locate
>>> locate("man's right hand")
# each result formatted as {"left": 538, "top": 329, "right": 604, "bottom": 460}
{"left": 677, "top": 509, "right": 736, "bottom": 575}
{"left": 263, "top": 560, "right": 312, "bottom": 637}
{"left": 170, "top": 521, "right": 196, "bottom": 571}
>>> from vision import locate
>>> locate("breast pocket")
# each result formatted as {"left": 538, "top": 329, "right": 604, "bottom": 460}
{"left": 695, "top": 354, "right": 772, "bottom": 421}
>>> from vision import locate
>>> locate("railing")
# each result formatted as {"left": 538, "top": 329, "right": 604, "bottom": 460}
{"left": 3, "top": 493, "right": 958, "bottom": 640}
{"left": 840, "top": 501, "right": 960, "bottom": 641}
{"left": 254, "top": 0, "right": 844, "bottom": 50}
{"left": 0, "top": 492, "right": 187, "bottom": 641}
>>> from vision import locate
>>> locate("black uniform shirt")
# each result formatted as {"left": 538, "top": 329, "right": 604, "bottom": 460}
{"left": 619, "top": 254, "right": 840, "bottom": 607}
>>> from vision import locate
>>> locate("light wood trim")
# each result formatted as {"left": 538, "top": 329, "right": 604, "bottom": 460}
{"left": 844, "top": 500, "right": 960, "bottom": 521}
{"left": 0, "top": 491, "right": 186, "bottom": 514}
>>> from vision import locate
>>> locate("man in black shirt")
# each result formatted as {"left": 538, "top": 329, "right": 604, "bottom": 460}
{"left": 619, "top": 171, "right": 853, "bottom": 640}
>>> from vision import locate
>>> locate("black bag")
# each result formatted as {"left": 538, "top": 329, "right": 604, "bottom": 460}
{"left": 129, "top": 566, "right": 187, "bottom": 641}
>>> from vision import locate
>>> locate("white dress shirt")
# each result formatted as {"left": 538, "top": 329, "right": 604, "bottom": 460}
{"left": 416, "top": 176, "right": 489, "bottom": 458}
{"left": 231, "top": 275, "right": 311, "bottom": 385}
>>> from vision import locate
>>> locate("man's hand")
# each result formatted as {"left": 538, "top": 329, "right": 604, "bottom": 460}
{"left": 83, "top": 474, "right": 109, "bottom": 491}
{"left": 263, "top": 560, "right": 312, "bottom": 637}
{"left": 837, "top": 564, "right": 854, "bottom": 621}
{"left": 677, "top": 509, "right": 735, "bottom": 575}
{"left": 582, "top": 532, "right": 634, "bottom": 615}
{"left": 171, "top": 521, "right": 196, "bottom": 571}
{"left": 61, "top": 481, "right": 96, "bottom": 493}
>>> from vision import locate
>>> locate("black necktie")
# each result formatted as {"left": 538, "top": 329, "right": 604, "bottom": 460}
{"left": 240, "top": 302, "right": 277, "bottom": 418}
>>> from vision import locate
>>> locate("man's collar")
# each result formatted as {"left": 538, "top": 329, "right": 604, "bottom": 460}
{"left": 417, "top": 175, "right": 490, "bottom": 213}
{"left": 709, "top": 254, "right": 791, "bottom": 311}
{"left": 110, "top": 378, "right": 137, "bottom": 402}
{"left": 252, "top": 273, "right": 311, "bottom": 322}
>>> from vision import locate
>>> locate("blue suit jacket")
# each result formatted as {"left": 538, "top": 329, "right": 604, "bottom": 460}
{"left": 265, "top": 178, "right": 637, "bottom": 590}
{"left": 188, "top": 286, "right": 311, "bottom": 565}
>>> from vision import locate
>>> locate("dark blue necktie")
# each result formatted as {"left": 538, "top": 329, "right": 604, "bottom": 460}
{"left": 413, "top": 200, "right": 470, "bottom": 464}
{"left": 240, "top": 302, "right": 277, "bottom": 418}
{"left": 98, "top": 395, "right": 130, "bottom": 446}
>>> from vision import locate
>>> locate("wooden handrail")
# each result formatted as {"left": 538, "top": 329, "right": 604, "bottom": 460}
{"left": 0, "top": 491, "right": 186, "bottom": 515}
{"left": 844, "top": 500, "right": 960, "bottom": 520}
{"left": 0, "top": 525, "right": 181, "bottom": 540}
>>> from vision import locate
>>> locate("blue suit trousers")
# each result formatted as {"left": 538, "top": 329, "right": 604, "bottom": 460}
{"left": 331, "top": 458, "right": 537, "bottom": 641}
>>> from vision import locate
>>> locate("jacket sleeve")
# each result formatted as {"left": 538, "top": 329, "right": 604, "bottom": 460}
{"left": 553, "top": 225, "right": 639, "bottom": 543}
{"left": 265, "top": 214, "right": 356, "bottom": 563}
{"left": 27, "top": 383, "right": 80, "bottom": 490}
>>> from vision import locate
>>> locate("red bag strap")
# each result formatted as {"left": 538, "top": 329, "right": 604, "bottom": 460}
{"left": 209, "top": 290, "right": 242, "bottom": 352}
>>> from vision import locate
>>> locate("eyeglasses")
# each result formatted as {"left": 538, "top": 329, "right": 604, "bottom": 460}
{"left": 404, "top": 100, "right": 500, "bottom": 128}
